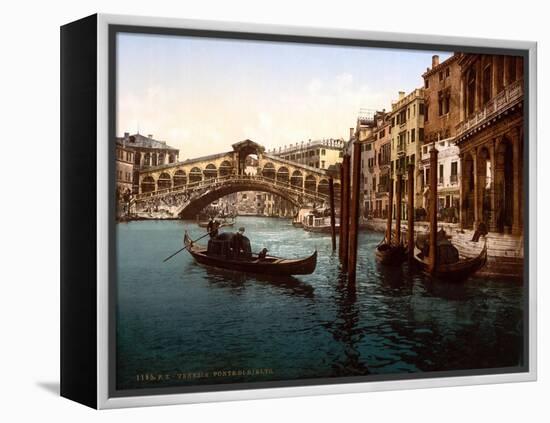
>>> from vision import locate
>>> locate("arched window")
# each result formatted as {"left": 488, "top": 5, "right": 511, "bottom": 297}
{"left": 157, "top": 172, "right": 171, "bottom": 190}
{"left": 276, "top": 167, "right": 289, "bottom": 183}
{"left": 304, "top": 175, "right": 316, "bottom": 192}
{"left": 219, "top": 160, "right": 233, "bottom": 176}
{"left": 141, "top": 176, "right": 155, "bottom": 193}
{"left": 318, "top": 179, "right": 329, "bottom": 195}
{"left": 262, "top": 162, "right": 276, "bottom": 180}
{"left": 189, "top": 167, "right": 202, "bottom": 183}
{"left": 203, "top": 164, "right": 218, "bottom": 179}
{"left": 290, "top": 170, "right": 303, "bottom": 188}
{"left": 173, "top": 170, "right": 187, "bottom": 187}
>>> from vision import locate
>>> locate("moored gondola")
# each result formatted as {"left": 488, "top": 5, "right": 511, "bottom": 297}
{"left": 376, "top": 239, "right": 406, "bottom": 265}
{"left": 413, "top": 237, "right": 487, "bottom": 280}
{"left": 184, "top": 232, "right": 317, "bottom": 276}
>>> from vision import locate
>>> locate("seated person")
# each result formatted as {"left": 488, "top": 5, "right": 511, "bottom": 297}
{"left": 232, "top": 227, "right": 252, "bottom": 259}
{"left": 258, "top": 248, "right": 269, "bottom": 260}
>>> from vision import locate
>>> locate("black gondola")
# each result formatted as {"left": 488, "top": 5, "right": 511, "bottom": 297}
{"left": 413, "top": 236, "right": 488, "bottom": 280}
{"left": 184, "top": 232, "right": 317, "bottom": 276}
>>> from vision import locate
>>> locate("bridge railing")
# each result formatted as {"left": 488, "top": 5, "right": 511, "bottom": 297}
{"left": 133, "top": 174, "right": 331, "bottom": 204}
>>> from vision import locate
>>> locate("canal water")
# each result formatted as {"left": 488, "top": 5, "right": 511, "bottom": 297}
{"left": 116, "top": 216, "right": 525, "bottom": 391}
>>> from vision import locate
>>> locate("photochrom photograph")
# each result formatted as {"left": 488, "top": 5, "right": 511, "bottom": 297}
{"left": 112, "top": 29, "right": 527, "bottom": 394}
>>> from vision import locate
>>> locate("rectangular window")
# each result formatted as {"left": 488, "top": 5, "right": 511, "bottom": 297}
{"left": 483, "top": 65, "right": 492, "bottom": 103}
{"left": 425, "top": 79, "right": 429, "bottom": 88}
{"left": 321, "top": 149, "right": 326, "bottom": 155}
{"left": 411, "top": 128, "right": 415, "bottom": 143}
{"left": 419, "top": 128, "right": 424, "bottom": 142}
{"left": 446, "top": 67, "right": 450, "bottom": 77}
{"left": 419, "top": 103, "right": 425, "bottom": 115}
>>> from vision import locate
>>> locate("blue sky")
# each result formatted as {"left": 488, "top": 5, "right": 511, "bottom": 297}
{"left": 117, "top": 32, "right": 451, "bottom": 158}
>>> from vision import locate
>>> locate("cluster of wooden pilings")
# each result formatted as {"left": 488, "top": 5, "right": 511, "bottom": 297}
{"left": 328, "top": 142, "right": 362, "bottom": 284}
{"left": 326, "top": 142, "right": 440, "bottom": 284}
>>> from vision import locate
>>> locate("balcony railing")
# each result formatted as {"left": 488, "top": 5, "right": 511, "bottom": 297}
{"left": 457, "top": 78, "right": 523, "bottom": 136}
{"left": 397, "top": 143, "right": 406, "bottom": 156}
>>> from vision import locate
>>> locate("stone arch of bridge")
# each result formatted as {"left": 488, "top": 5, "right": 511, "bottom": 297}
{"left": 178, "top": 182, "right": 303, "bottom": 219}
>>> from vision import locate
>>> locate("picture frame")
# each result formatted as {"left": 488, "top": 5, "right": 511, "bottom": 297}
{"left": 60, "top": 13, "right": 537, "bottom": 409}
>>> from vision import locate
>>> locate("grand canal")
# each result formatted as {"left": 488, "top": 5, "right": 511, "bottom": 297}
{"left": 116, "top": 216, "right": 524, "bottom": 391}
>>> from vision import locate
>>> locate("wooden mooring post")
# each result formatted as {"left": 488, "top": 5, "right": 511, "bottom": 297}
{"left": 338, "top": 163, "right": 345, "bottom": 259}
{"left": 395, "top": 172, "right": 402, "bottom": 245}
{"left": 328, "top": 177, "right": 337, "bottom": 252}
{"left": 407, "top": 163, "right": 415, "bottom": 260}
{"left": 428, "top": 147, "right": 439, "bottom": 274}
{"left": 341, "top": 154, "right": 351, "bottom": 272}
{"left": 348, "top": 142, "right": 361, "bottom": 283}
{"left": 386, "top": 177, "right": 394, "bottom": 243}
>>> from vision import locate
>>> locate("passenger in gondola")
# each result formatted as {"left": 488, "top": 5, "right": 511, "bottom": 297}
{"left": 233, "top": 227, "right": 252, "bottom": 259}
{"left": 258, "top": 247, "right": 268, "bottom": 260}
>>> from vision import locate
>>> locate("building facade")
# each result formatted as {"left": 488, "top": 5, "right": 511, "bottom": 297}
{"left": 389, "top": 88, "right": 425, "bottom": 219}
{"left": 269, "top": 138, "right": 345, "bottom": 170}
{"left": 455, "top": 53, "right": 524, "bottom": 234}
{"left": 116, "top": 132, "right": 180, "bottom": 193}
{"left": 371, "top": 111, "right": 392, "bottom": 218}
{"left": 421, "top": 54, "right": 462, "bottom": 221}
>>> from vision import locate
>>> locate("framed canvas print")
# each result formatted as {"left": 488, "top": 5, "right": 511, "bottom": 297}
{"left": 60, "top": 13, "right": 537, "bottom": 409}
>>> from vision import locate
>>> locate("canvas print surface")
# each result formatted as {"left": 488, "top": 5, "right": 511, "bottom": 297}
{"left": 113, "top": 30, "right": 526, "bottom": 394}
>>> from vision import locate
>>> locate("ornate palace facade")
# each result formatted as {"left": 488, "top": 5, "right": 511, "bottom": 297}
{"left": 455, "top": 54, "right": 524, "bottom": 234}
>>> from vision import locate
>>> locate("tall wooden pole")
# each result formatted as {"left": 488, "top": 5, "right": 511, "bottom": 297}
{"left": 428, "top": 147, "right": 439, "bottom": 274}
{"left": 407, "top": 163, "right": 415, "bottom": 260}
{"left": 341, "top": 154, "right": 351, "bottom": 272}
{"left": 395, "top": 172, "right": 402, "bottom": 245}
{"left": 385, "top": 177, "right": 394, "bottom": 244}
{"left": 328, "top": 177, "right": 337, "bottom": 251}
{"left": 348, "top": 142, "right": 362, "bottom": 283}
{"left": 338, "top": 164, "right": 345, "bottom": 259}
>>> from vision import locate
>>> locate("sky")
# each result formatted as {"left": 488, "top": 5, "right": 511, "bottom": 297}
{"left": 116, "top": 32, "right": 451, "bottom": 159}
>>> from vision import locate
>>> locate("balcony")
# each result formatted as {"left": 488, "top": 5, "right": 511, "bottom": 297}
{"left": 396, "top": 142, "right": 406, "bottom": 157}
{"left": 456, "top": 78, "right": 523, "bottom": 137}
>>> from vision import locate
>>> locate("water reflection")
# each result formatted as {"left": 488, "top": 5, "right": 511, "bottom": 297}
{"left": 116, "top": 217, "right": 524, "bottom": 389}
{"left": 201, "top": 264, "right": 315, "bottom": 298}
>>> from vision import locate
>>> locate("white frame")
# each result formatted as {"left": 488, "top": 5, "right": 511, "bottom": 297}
{"left": 96, "top": 13, "right": 537, "bottom": 409}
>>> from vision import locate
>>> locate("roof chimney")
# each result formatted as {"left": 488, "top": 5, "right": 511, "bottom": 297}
{"left": 432, "top": 55, "right": 440, "bottom": 68}
{"left": 124, "top": 132, "right": 129, "bottom": 138}
{"left": 148, "top": 134, "right": 153, "bottom": 139}
{"left": 398, "top": 91, "right": 405, "bottom": 100}
{"left": 349, "top": 127, "right": 355, "bottom": 140}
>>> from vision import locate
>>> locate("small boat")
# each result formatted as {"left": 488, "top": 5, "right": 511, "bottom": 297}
{"left": 197, "top": 218, "right": 235, "bottom": 228}
{"left": 413, "top": 237, "right": 487, "bottom": 280}
{"left": 184, "top": 232, "right": 317, "bottom": 276}
{"left": 292, "top": 220, "right": 303, "bottom": 228}
{"left": 375, "top": 239, "right": 406, "bottom": 265}
{"left": 302, "top": 213, "right": 339, "bottom": 233}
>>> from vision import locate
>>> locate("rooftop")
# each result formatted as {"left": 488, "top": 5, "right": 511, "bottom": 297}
{"left": 116, "top": 133, "right": 179, "bottom": 151}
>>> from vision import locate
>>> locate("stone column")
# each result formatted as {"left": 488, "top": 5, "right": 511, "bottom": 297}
{"left": 476, "top": 60, "right": 483, "bottom": 111}
{"left": 488, "top": 139, "right": 497, "bottom": 232}
{"left": 472, "top": 148, "right": 479, "bottom": 229}
{"left": 459, "top": 153, "right": 465, "bottom": 229}
{"left": 512, "top": 127, "right": 521, "bottom": 235}
{"left": 459, "top": 75, "right": 465, "bottom": 122}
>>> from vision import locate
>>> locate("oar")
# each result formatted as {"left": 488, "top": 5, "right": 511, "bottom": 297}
{"left": 162, "top": 223, "right": 228, "bottom": 263}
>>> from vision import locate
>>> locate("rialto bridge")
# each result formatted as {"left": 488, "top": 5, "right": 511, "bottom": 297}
{"left": 132, "top": 139, "right": 341, "bottom": 218}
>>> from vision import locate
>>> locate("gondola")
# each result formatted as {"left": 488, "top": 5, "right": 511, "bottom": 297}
{"left": 375, "top": 238, "right": 406, "bottom": 265}
{"left": 183, "top": 232, "right": 317, "bottom": 276}
{"left": 197, "top": 218, "right": 235, "bottom": 228}
{"left": 413, "top": 237, "right": 487, "bottom": 280}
